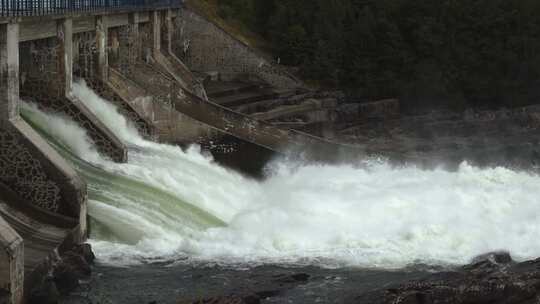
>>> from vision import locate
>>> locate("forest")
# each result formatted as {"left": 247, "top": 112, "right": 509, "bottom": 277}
{"left": 213, "top": 0, "right": 540, "bottom": 110}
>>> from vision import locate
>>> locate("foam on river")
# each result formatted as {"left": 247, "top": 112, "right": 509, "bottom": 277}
{"left": 20, "top": 81, "right": 540, "bottom": 269}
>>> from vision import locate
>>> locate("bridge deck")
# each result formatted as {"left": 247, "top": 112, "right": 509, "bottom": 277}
{"left": 0, "top": 0, "right": 181, "bottom": 17}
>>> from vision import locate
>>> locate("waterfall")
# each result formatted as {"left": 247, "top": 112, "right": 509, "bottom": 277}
{"left": 20, "top": 81, "right": 540, "bottom": 269}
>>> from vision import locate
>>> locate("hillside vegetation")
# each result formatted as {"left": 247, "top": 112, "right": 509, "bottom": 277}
{"left": 184, "top": 0, "right": 270, "bottom": 51}
{"left": 188, "top": 0, "right": 540, "bottom": 110}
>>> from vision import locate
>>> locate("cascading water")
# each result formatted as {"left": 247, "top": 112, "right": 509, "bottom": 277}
{"left": 20, "top": 81, "right": 540, "bottom": 269}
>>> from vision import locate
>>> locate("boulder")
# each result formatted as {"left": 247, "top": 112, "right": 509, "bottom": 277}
{"left": 188, "top": 294, "right": 260, "bottom": 304}
{"left": 471, "top": 251, "right": 513, "bottom": 265}
{"left": 52, "top": 244, "right": 94, "bottom": 295}
{"left": 183, "top": 272, "right": 310, "bottom": 304}
{"left": 273, "top": 273, "right": 310, "bottom": 284}
{"left": 72, "top": 243, "right": 95, "bottom": 265}
{"left": 28, "top": 275, "right": 60, "bottom": 304}
{"left": 0, "top": 289, "right": 10, "bottom": 304}
{"left": 358, "top": 99, "right": 400, "bottom": 119}
{"left": 353, "top": 253, "right": 540, "bottom": 304}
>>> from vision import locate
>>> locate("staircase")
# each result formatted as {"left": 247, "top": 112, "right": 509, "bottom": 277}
{"left": 204, "top": 79, "right": 336, "bottom": 137}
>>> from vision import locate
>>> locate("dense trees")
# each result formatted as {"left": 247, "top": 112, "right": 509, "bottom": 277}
{"left": 216, "top": 0, "right": 540, "bottom": 110}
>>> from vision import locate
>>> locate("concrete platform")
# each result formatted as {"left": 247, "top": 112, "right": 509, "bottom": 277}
{"left": 205, "top": 81, "right": 261, "bottom": 98}
{"left": 0, "top": 184, "right": 77, "bottom": 273}
{"left": 211, "top": 89, "right": 280, "bottom": 107}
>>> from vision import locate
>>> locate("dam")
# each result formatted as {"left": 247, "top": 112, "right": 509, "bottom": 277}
{"left": 0, "top": 0, "right": 363, "bottom": 301}
{"left": 2, "top": 1, "right": 540, "bottom": 303}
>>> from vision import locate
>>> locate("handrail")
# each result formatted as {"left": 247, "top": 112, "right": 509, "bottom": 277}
{"left": 0, "top": 0, "right": 182, "bottom": 17}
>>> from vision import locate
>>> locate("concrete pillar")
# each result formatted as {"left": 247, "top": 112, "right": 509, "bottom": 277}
{"left": 165, "top": 9, "right": 173, "bottom": 54}
{"left": 0, "top": 23, "right": 20, "bottom": 121}
{"left": 57, "top": 19, "right": 73, "bottom": 97}
{"left": 72, "top": 35, "right": 80, "bottom": 75}
{"left": 151, "top": 11, "right": 161, "bottom": 54}
{"left": 96, "top": 16, "right": 108, "bottom": 80}
{"left": 0, "top": 216, "right": 24, "bottom": 304}
{"left": 128, "top": 12, "right": 140, "bottom": 66}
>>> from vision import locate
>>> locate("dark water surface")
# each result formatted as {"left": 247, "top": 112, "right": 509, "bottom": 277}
{"left": 60, "top": 262, "right": 434, "bottom": 304}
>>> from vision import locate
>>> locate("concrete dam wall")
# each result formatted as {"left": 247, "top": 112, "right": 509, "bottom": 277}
{"left": 175, "top": 8, "right": 302, "bottom": 89}
{"left": 0, "top": 3, "right": 360, "bottom": 302}
{"left": 1, "top": 22, "right": 87, "bottom": 304}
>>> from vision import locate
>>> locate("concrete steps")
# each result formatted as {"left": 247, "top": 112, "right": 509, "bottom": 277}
{"left": 212, "top": 89, "right": 280, "bottom": 107}
{"left": 231, "top": 90, "right": 307, "bottom": 114}
{"left": 205, "top": 80, "right": 337, "bottom": 136}
{"left": 252, "top": 101, "right": 325, "bottom": 122}
{"left": 151, "top": 54, "right": 337, "bottom": 141}
{"left": 231, "top": 98, "right": 282, "bottom": 115}
{"left": 145, "top": 59, "right": 358, "bottom": 160}
{"left": 0, "top": 183, "right": 77, "bottom": 273}
{"left": 205, "top": 80, "right": 309, "bottom": 117}
{"left": 271, "top": 121, "right": 310, "bottom": 129}
{"left": 203, "top": 80, "right": 337, "bottom": 137}
{"left": 205, "top": 81, "right": 262, "bottom": 98}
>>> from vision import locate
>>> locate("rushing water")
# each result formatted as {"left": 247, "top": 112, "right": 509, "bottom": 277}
{"left": 20, "top": 81, "right": 540, "bottom": 269}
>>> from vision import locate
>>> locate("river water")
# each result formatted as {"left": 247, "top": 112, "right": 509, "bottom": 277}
{"left": 20, "top": 82, "right": 540, "bottom": 302}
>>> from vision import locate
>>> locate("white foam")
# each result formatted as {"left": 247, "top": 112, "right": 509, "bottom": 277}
{"left": 72, "top": 81, "right": 144, "bottom": 145}
{"left": 179, "top": 161, "right": 540, "bottom": 268}
{"left": 22, "top": 82, "right": 540, "bottom": 268}
{"left": 21, "top": 102, "right": 103, "bottom": 163}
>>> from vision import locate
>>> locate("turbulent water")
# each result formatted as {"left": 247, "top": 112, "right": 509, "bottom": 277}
{"left": 20, "top": 81, "right": 540, "bottom": 269}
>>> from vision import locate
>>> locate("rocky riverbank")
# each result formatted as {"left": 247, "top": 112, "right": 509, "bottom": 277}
{"left": 355, "top": 252, "right": 540, "bottom": 304}
{"left": 30, "top": 244, "right": 95, "bottom": 304}
{"left": 336, "top": 104, "right": 540, "bottom": 172}
{"left": 57, "top": 103, "right": 540, "bottom": 304}
{"left": 57, "top": 251, "right": 540, "bottom": 304}
{"left": 59, "top": 261, "right": 430, "bottom": 304}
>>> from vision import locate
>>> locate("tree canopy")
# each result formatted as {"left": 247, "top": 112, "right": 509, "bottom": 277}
{"left": 216, "top": 0, "right": 540, "bottom": 110}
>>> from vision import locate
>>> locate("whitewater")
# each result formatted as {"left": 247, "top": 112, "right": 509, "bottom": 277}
{"left": 20, "top": 81, "right": 540, "bottom": 269}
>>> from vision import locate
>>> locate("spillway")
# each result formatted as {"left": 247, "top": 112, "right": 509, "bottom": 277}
{"left": 20, "top": 81, "right": 540, "bottom": 269}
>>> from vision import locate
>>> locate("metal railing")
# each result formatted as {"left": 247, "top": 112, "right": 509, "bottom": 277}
{"left": 0, "top": 0, "right": 182, "bottom": 17}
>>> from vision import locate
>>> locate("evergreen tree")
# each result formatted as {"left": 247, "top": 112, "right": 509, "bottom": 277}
{"left": 215, "top": 0, "right": 540, "bottom": 109}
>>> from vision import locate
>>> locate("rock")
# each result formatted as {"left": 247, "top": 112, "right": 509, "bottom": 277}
{"left": 336, "top": 103, "right": 361, "bottom": 122}
{"left": 527, "top": 112, "right": 540, "bottom": 128}
{"left": 273, "top": 273, "right": 310, "bottom": 284}
{"left": 53, "top": 264, "right": 81, "bottom": 295}
{"left": 471, "top": 251, "right": 513, "bottom": 265}
{"left": 63, "top": 251, "right": 92, "bottom": 276}
{"left": 315, "top": 90, "right": 345, "bottom": 100}
{"left": 358, "top": 99, "right": 400, "bottom": 119}
{"left": 399, "top": 291, "right": 433, "bottom": 304}
{"left": 189, "top": 295, "right": 259, "bottom": 304}
{"left": 242, "top": 294, "right": 261, "bottom": 304}
{"left": 320, "top": 97, "right": 339, "bottom": 108}
{"left": 28, "top": 275, "right": 60, "bottom": 304}
{"left": 184, "top": 272, "right": 310, "bottom": 304}
{"left": 533, "top": 150, "right": 540, "bottom": 166}
{"left": 73, "top": 243, "right": 95, "bottom": 265}
{"left": 254, "top": 290, "right": 281, "bottom": 299}
{"left": 53, "top": 249, "right": 92, "bottom": 295}
{"left": 0, "top": 289, "right": 10, "bottom": 304}
{"left": 353, "top": 255, "right": 540, "bottom": 304}
{"left": 290, "top": 273, "right": 310, "bottom": 282}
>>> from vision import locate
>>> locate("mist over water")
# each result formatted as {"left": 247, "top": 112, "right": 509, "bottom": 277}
{"left": 20, "top": 81, "right": 540, "bottom": 269}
